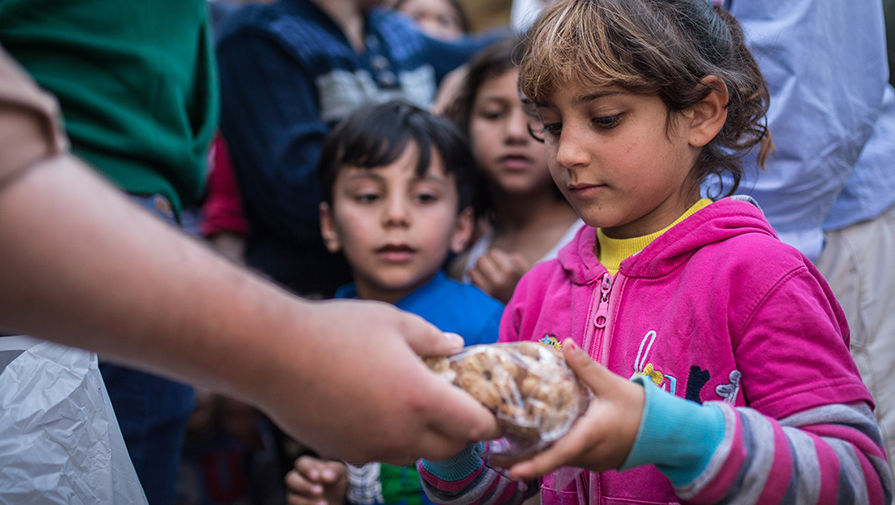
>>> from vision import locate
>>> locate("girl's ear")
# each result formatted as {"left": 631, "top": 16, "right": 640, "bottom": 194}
{"left": 685, "top": 75, "right": 729, "bottom": 147}
{"left": 450, "top": 206, "right": 475, "bottom": 254}
{"left": 319, "top": 202, "right": 342, "bottom": 253}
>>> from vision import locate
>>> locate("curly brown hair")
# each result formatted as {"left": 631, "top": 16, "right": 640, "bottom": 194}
{"left": 519, "top": 0, "right": 773, "bottom": 196}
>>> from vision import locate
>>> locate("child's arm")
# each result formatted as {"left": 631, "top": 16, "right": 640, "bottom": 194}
{"left": 508, "top": 343, "right": 894, "bottom": 505}
{"left": 418, "top": 443, "right": 538, "bottom": 505}
{"left": 285, "top": 455, "right": 348, "bottom": 505}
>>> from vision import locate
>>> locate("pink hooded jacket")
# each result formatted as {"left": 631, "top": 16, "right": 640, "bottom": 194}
{"left": 420, "top": 198, "right": 890, "bottom": 504}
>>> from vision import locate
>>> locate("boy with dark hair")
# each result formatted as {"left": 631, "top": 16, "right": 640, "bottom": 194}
{"left": 216, "top": 0, "right": 498, "bottom": 299}
{"left": 284, "top": 99, "right": 504, "bottom": 505}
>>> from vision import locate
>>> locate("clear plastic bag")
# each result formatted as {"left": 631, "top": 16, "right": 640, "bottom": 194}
{"left": 426, "top": 341, "right": 590, "bottom": 457}
{"left": 0, "top": 336, "right": 148, "bottom": 504}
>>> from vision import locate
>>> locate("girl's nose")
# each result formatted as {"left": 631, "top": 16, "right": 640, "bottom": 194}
{"left": 505, "top": 107, "right": 530, "bottom": 143}
{"left": 554, "top": 126, "right": 589, "bottom": 169}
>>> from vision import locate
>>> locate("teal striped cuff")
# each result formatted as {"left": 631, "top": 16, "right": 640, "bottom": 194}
{"left": 621, "top": 375, "right": 726, "bottom": 486}
{"left": 421, "top": 442, "right": 485, "bottom": 481}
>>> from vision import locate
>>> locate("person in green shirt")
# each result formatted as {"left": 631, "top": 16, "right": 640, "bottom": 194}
{"left": 0, "top": 2, "right": 217, "bottom": 503}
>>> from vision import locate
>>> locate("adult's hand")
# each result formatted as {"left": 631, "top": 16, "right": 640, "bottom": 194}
{"left": 257, "top": 298, "right": 502, "bottom": 464}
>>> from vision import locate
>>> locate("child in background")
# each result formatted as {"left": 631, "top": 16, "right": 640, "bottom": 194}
{"left": 216, "top": 0, "right": 497, "bottom": 299}
{"left": 391, "top": 0, "right": 478, "bottom": 115}
{"left": 444, "top": 37, "right": 581, "bottom": 304}
{"left": 419, "top": 0, "right": 893, "bottom": 504}
{"left": 394, "top": 0, "right": 469, "bottom": 41}
{"left": 284, "top": 100, "right": 504, "bottom": 505}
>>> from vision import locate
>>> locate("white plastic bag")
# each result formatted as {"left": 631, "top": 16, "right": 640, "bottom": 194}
{"left": 0, "top": 336, "right": 148, "bottom": 504}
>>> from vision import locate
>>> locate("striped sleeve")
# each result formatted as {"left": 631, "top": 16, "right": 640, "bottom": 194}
{"left": 417, "top": 443, "right": 537, "bottom": 505}
{"left": 680, "top": 402, "right": 893, "bottom": 504}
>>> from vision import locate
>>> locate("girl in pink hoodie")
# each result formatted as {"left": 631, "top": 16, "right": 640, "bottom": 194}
{"left": 418, "top": 0, "right": 893, "bottom": 503}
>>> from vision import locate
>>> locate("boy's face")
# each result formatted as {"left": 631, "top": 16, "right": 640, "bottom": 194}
{"left": 320, "top": 142, "right": 473, "bottom": 303}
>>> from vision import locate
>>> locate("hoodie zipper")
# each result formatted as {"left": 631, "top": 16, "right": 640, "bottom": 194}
{"left": 585, "top": 273, "right": 613, "bottom": 362}
{"left": 581, "top": 273, "right": 614, "bottom": 505}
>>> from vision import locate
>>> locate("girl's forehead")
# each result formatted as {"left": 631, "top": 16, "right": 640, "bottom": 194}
{"left": 478, "top": 69, "right": 521, "bottom": 95}
{"left": 537, "top": 80, "right": 625, "bottom": 106}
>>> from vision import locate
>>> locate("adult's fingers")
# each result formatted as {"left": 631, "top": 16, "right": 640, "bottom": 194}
{"left": 396, "top": 306, "right": 465, "bottom": 357}
{"left": 389, "top": 376, "right": 501, "bottom": 463}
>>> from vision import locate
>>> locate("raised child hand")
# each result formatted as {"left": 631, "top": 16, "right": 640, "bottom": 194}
{"left": 504, "top": 340, "right": 646, "bottom": 480}
{"left": 285, "top": 455, "right": 348, "bottom": 505}
{"left": 468, "top": 248, "right": 530, "bottom": 304}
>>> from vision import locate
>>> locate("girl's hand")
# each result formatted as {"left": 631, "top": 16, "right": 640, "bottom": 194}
{"left": 285, "top": 455, "right": 348, "bottom": 505}
{"left": 468, "top": 248, "right": 530, "bottom": 304}
{"left": 502, "top": 341, "right": 646, "bottom": 480}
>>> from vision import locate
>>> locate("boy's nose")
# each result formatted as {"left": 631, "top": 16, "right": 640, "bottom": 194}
{"left": 382, "top": 195, "right": 411, "bottom": 226}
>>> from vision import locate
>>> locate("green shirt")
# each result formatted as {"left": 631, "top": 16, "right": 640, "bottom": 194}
{"left": 0, "top": 0, "right": 219, "bottom": 213}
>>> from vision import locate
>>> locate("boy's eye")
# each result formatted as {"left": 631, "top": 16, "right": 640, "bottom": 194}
{"left": 354, "top": 192, "right": 380, "bottom": 204}
{"left": 592, "top": 114, "right": 621, "bottom": 129}
{"left": 414, "top": 192, "right": 439, "bottom": 204}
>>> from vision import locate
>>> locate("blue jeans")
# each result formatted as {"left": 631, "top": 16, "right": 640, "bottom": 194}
{"left": 100, "top": 194, "right": 196, "bottom": 505}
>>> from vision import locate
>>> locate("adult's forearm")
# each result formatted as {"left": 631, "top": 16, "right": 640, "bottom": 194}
{"left": 0, "top": 153, "right": 312, "bottom": 400}
{"left": 0, "top": 155, "right": 502, "bottom": 464}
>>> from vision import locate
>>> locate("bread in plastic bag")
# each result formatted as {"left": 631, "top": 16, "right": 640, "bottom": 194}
{"left": 426, "top": 341, "right": 590, "bottom": 456}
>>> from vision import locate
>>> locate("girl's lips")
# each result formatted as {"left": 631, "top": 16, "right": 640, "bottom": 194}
{"left": 498, "top": 155, "right": 534, "bottom": 170}
{"left": 568, "top": 182, "right": 605, "bottom": 190}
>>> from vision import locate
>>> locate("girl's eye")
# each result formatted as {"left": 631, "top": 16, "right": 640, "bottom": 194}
{"left": 477, "top": 110, "right": 504, "bottom": 121}
{"left": 541, "top": 122, "right": 562, "bottom": 138}
{"left": 592, "top": 114, "right": 621, "bottom": 129}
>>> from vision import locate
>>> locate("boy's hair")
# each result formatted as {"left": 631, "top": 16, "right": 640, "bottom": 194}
{"left": 318, "top": 99, "right": 476, "bottom": 211}
{"left": 519, "top": 0, "right": 773, "bottom": 197}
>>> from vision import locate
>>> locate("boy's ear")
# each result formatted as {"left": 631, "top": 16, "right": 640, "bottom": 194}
{"left": 449, "top": 207, "right": 475, "bottom": 254}
{"left": 319, "top": 202, "right": 342, "bottom": 253}
{"left": 684, "top": 75, "right": 728, "bottom": 148}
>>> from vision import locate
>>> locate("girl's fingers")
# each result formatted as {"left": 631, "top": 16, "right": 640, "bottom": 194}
{"left": 562, "top": 340, "right": 618, "bottom": 397}
{"left": 506, "top": 340, "right": 647, "bottom": 479}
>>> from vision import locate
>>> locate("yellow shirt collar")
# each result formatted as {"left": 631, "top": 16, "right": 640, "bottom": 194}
{"left": 597, "top": 198, "right": 713, "bottom": 275}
